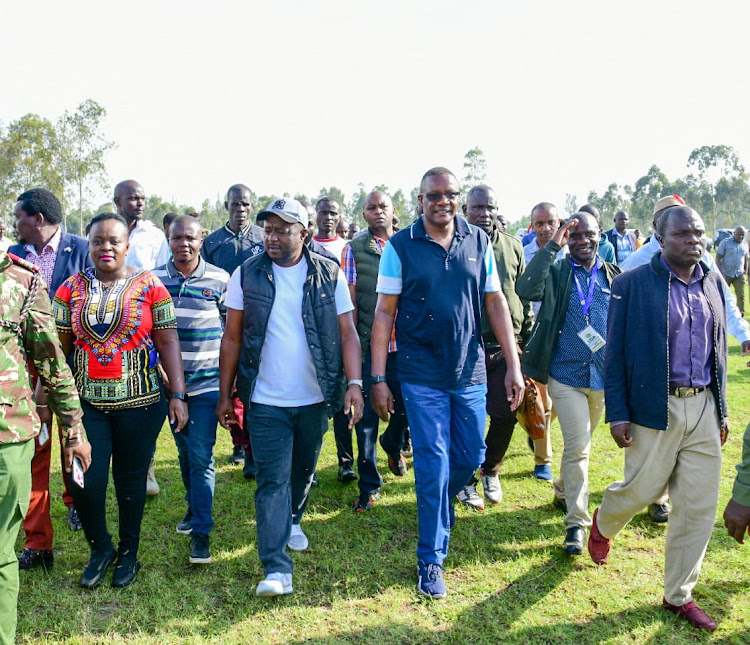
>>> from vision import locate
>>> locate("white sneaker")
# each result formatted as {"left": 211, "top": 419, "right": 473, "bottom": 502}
{"left": 456, "top": 484, "right": 485, "bottom": 510}
{"left": 255, "top": 572, "right": 293, "bottom": 596}
{"left": 287, "top": 524, "right": 309, "bottom": 551}
{"left": 480, "top": 472, "right": 503, "bottom": 505}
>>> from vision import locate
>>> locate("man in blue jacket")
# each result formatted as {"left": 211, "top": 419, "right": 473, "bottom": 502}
{"left": 589, "top": 206, "right": 728, "bottom": 632}
{"left": 9, "top": 188, "right": 92, "bottom": 568}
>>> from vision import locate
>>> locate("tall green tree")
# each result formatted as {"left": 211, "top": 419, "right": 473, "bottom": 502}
{"left": 0, "top": 114, "right": 62, "bottom": 219}
{"left": 56, "top": 99, "right": 116, "bottom": 234}
{"left": 462, "top": 147, "right": 487, "bottom": 189}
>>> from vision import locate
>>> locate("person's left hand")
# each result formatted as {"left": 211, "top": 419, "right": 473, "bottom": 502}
{"left": 343, "top": 385, "right": 365, "bottom": 429}
{"left": 36, "top": 404, "right": 52, "bottom": 428}
{"left": 169, "top": 398, "right": 189, "bottom": 432}
{"left": 721, "top": 419, "right": 729, "bottom": 446}
{"left": 742, "top": 340, "right": 750, "bottom": 367}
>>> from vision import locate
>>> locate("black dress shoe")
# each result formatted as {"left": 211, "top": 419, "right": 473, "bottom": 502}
{"left": 18, "top": 548, "right": 53, "bottom": 571}
{"left": 80, "top": 547, "right": 116, "bottom": 589}
{"left": 68, "top": 507, "right": 83, "bottom": 531}
{"left": 112, "top": 552, "right": 141, "bottom": 588}
{"left": 337, "top": 464, "right": 357, "bottom": 483}
{"left": 242, "top": 459, "right": 256, "bottom": 480}
{"left": 648, "top": 501, "right": 671, "bottom": 523}
{"left": 563, "top": 526, "right": 585, "bottom": 555}
{"left": 229, "top": 445, "right": 246, "bottom": 465}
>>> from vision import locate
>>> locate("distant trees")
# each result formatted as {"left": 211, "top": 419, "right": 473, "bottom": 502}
{"left": 0, "top": 100, "right": 115, "bottom": 235}
{"left": 586, "top": 146, "right": 750, "bottom": 233}
{"left": 3, "top": 101, "right": 747, "bottom": 239}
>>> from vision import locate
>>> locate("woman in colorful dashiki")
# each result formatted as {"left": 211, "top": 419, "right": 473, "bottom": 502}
{"left": 53, "top": 212, "right": 188, "bottom": 589}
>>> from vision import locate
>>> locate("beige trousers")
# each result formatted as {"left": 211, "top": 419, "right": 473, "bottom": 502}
{"left": 547, "top": 377, "right": 606, "bottom": 530}
{"left": 597, "top": 390, "right": 722, "bottom": 605}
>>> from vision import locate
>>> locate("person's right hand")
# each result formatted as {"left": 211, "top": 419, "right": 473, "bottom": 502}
{"left": 371, "top": 382, "right": 394, "bottom": 422}
{"left": 551, "top": 218, "right": 579, "bottom": 248}
{"left": 610, "top": 422, "right": 633, "bottom": 448}
{"left": 216, "top": 396, "right": 238, "bottom": 429}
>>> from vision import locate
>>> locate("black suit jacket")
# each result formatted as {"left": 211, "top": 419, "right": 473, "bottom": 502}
{"left": 9, "top": 231, "right": 92, "bottom": 295}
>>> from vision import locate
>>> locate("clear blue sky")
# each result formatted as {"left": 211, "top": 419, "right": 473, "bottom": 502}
{"left": 2, "top": 0, "right": 749, "bottom": 222}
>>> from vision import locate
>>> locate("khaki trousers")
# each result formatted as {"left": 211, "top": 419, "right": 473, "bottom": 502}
{"left": 548, "top": 378, "right": 605, "bottom": 530}
{"left": 597, "top": 390, "right": 722, "bottom": 605}
{"left": 532, "top": 383, "right": 553, "bottom": 466}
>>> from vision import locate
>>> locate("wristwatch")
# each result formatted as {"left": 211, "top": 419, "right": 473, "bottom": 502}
{"left": 370, "top": 374, "right": 387, "bottom": 384}
{"left": 347, "top": 379, "right": 363, "bottom": 389}
{"left": 171, "top": 392, "right": 187, "bottom": 401}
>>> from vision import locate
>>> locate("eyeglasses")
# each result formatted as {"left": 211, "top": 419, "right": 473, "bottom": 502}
{"left": 423, "top": 192, "right": 460, "bottom": 202}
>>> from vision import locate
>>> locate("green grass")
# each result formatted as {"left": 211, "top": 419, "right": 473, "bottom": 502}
{"left": 16, "top": 340, "right": 750, "bottom": 644}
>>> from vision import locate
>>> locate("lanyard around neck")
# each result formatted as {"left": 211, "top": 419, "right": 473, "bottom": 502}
{"left": 571, "top": 260, "right": 598, "bottom": 317}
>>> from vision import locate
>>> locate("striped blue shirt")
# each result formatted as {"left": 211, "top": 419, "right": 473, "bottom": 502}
{"left": 152, "top": 258, "right": 228, "bottom": 396}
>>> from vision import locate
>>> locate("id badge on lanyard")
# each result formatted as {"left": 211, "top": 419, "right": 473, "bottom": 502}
{"left": 572, "top": 260, "right": 606, "bottom": 353}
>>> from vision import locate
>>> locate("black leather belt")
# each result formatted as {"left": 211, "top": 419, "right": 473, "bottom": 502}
{"left": 669, "top": 386, "right": 706, "bottom": 398}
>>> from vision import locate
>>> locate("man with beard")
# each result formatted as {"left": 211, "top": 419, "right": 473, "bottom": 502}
{"left": 517, "top": 213, "right": 620, "bottom": 555}
{"left": 218, "top": 197, "right": 363, "bottom": 597}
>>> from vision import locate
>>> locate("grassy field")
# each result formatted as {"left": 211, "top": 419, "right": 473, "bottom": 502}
{"left": 16, "top": 341, "right": 750, "bottom": 644}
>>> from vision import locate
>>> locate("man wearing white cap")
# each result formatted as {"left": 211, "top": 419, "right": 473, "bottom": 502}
{"left": 217, "top": 198, "right": 364, "bottom": 597}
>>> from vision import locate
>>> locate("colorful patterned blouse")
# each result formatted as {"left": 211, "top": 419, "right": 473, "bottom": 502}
{"left": 53, "top": 268, "right": 177, "bottom": 410}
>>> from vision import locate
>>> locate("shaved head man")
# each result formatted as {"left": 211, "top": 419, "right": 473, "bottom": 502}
{"left": 113, "top": 179, "right": 170, "bottom": 272}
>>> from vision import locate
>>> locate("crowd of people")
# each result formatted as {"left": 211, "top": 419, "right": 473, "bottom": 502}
{"left": 1, "top": 166, "right": 750, "bottom": 642}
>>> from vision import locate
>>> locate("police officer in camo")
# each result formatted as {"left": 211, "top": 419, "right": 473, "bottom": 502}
{"left": 0, "top": 250, "right": 90, "bottom": 645}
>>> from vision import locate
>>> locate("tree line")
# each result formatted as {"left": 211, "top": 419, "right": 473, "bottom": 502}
{"left": 2, "top": 100, "right": 747, "bottom": 237}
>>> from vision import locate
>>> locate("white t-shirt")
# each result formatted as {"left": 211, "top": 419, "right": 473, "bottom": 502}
{"left": 225, "top": 256, "right": 353, "bottom": 407}
{"left": 312, "top": 236, "right": 348, "bottom": 263}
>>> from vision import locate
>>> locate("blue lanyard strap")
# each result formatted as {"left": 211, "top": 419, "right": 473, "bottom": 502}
{"left": 571, "top": 260, "right": 598, "bottom": 317}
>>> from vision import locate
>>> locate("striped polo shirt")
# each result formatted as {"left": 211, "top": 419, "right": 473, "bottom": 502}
{"left": 152, "top": 257, "right": 229, "bottom": 396}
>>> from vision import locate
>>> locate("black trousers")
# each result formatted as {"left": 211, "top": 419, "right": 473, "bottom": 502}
{"left": 72, "top": 397, "right": 166, "bottom": 555}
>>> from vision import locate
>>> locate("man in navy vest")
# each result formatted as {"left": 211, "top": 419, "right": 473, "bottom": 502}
{"left": 218, "top": 197, "right": 364, "bottom": 597}
{"left": 371, "top": 167, "right": 524, "bottom": 599}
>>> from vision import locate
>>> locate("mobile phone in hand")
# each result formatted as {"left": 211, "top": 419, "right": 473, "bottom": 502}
{"left": 72, "top": 457, "right": 84, "bottom": 488}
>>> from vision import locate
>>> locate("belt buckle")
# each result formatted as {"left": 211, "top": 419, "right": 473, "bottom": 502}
{"left": 675, "top": 387, "right": 696, "bottom": 398}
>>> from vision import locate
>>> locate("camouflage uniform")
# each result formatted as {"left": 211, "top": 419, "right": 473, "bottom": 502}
{"left": 0, "top": 250, "right": 84, "bottom": 645}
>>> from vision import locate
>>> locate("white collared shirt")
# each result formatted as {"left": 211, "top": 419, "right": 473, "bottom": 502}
{"left": 126, "top": 220, "right": 170, "bottom": 270}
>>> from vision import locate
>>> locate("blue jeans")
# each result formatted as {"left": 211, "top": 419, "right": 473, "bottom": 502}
{"left": 173, "top": 391, "right": 218, "bottom": 535}
{"left": 248, "top": 401, "right": 328, "bottom": 575}
{"left": 401, "top": 382, "right": 487, "bottom": 565}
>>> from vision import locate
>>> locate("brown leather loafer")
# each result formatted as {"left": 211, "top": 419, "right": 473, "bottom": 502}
{"left": 663, "top": 598, "right": 717, "bottom": 631}
{"left": 588, "top": 508, "right": 611, "bottom": 565}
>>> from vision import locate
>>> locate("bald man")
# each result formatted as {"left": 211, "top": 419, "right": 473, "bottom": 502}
{"left": 113, "top": 180, "right": 170, "bottom": 271}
